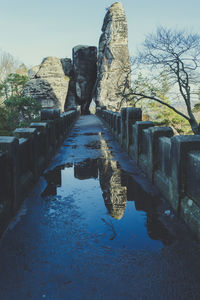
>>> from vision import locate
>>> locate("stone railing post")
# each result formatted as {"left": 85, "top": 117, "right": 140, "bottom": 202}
{"left": 0, "top": 137, "right": 19, "bottom": 212}
{"left": 130, "top": 121, "right": 154, "bottom": 162}
{"left": 170, "top": 135, "right": 200, "bottom": 211}
{"left": 14, "top": 128, "right": 39, "bottom": 181}
{"left": 126, "top": 108, "right": 142, "bottom": 152}
{"left": 145, "top": 127, "right": 174, "bottom": 182}
{"left": 120, "top": 108, "right": 127, "bottom": 147}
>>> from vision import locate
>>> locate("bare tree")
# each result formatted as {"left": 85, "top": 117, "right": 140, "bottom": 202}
{"left": 0, "top": 50, "right": 20, "bottom": 82}
{"left": 119, "top": 27, "right": 200, "bottom": 134}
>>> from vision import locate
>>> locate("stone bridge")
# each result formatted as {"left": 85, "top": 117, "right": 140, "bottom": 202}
{"left": 0, "top": 108, "right": 200, "bottom": 299}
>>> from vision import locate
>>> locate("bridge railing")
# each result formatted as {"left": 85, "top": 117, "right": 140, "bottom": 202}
{"left": 96, "top": 106, "right": 200, "bottom": 239}
{"left": 0, "top": 108, "right": 80, "bottom": 236}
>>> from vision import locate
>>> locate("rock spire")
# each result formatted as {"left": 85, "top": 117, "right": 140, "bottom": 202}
{"left": 95, "top": 2, "right": 131, "bottom": 111}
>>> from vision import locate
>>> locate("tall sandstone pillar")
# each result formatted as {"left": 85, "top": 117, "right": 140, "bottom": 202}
{"left": 73, "top": 45, "right": 97, "bottom": 115}
{"left": 95, "top": 2, "right": 131, "bottom": 112}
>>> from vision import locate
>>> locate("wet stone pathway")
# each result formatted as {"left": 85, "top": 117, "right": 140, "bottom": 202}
{"left": 0, "top": 115, "right": 200, "bottom": 300}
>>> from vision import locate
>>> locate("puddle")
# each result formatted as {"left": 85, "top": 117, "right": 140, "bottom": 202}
{"left": 85, "top": 141, "right": 101, "bottom": 150}
{"left": 42, "top": 158, "right": 174, "bottom": 250}
{"left": 81, "top": 132, "right": 102, "bottom": 136}
{"left": 85, "top": 141, "right": 112, "bottom": 150}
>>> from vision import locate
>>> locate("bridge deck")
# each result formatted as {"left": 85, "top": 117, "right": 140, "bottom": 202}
{"left": 0, "top": 115, "right": 200, "bottom": 299}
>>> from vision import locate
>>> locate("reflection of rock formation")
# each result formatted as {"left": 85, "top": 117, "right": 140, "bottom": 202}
{"left": 74, "top": 159, "right": 98, "bottom": 180}
{"left": 42, "top": 163, "right": 73, "bottom": 197}
{"left": 73, "top": 155, "right": 127, "bottom": 220}
{"left": 42, "top": 167, "right": 62, "bottom": 197}
{"left": 95, "top": 2, "right": 131, "bottom": 111}
{"left": 98, "top": 158, "right": 127, "bottom": 220}
{"left": 23, "top": 57, "right": 70, "bottom": 112}
{"left": 41, "top": 140, "right": 173, "bottom": 245}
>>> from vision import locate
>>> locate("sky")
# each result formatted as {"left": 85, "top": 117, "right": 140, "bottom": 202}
{"left": 0, "top": 0, "right": 200, "bottom": 67}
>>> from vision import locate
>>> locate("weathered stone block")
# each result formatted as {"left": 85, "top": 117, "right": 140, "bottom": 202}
{"left": 30, "top": 122, "right": 49, "bottom": 160}
{"left": 14, "top": 128, "right": 39, "bottom": 180}
{"left": 130, "top": 121, "right": 154, "bottom": 162}
{"left": 120, "top": 108, "right": 127, "bottom": 147}
{"left": 140, "top": 127, "right": 174, "bottom": 181}
{"left": 0, "top": 152, "right": 12, "bottom": 236}
{"left": 126, "top": 108, "right": 142, "bottom": 152}
{"left": 154, "top": 137, "right": 172, "bottom": 200}
{"left": 0, "top": 137, "right": 19, "bottom": 211}
{"left": 180, "top": 196, "right": 200, "bottom": 240}
{"left": 170, "top": 135, "right": 200, "bottom": 211}
{"left": 41, "top": 108, "right": 60, "bottom": 121}
{"left": 186, "top": 151, "right": 200, "bottom": 203}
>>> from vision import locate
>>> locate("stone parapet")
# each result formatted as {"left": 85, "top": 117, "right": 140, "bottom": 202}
{"left": 96, "top": 107, "right": 200, "bottom": 239}
{"left": 0, "top": 108, "right": 80, "bottom": 237}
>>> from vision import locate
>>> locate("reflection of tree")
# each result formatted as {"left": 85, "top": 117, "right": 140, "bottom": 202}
{"left": 74, "top": 159, "right": 98, "bottom": 180}
{"left": 98, "top": 159, "right": 127, "bottom": 220}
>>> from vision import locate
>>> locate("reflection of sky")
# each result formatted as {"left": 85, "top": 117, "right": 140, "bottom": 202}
{"left": 0, "top": 0, "right": 199, "bottom": 66}
{"left": 45, "top": 164, "right": 164, "bottom": 251}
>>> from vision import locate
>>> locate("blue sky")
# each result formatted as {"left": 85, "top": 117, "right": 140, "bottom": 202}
{"left": 0, "top": 0, "right": 200, "bottom": 67}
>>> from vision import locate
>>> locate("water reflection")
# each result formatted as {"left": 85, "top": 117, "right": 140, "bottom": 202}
{"left": 74, "top": 159, "right": 98, "bottom": 180}
{"left": 98, "top": 159, "right": 127, "bottom": 220}
{"left": 42, "top": 157, "right": 174, "bottom": 246}
{"left": 42, "top": 168, "right": 62, "bottom": 197}
{"left": 42, "top": 163, "right": 73, "bottom": 197}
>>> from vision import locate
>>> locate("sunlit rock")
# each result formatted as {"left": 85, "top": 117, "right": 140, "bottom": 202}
{"left": 95, "top": 2, "right": 131, "bottom": 111}
{"left": 28, "top": 65, "right": 40, "bottom": 79}
{"left": 23, "top": 57, "right": 70, "bottom": 112}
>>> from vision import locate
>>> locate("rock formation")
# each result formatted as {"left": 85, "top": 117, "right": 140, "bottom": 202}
{"left": 23, "top": 57, "right": 70, "bottom": 112}
{"left": 28, "top": 65, "right": 40, "bottom": 79}
{"left": 60, "top": 58, "right": 77, "bottom": 110}
{"left": 95, "top": 2, "right": 131, "bottom": 112}
{"left": 23, "top": 2, "right": 130, "bottom": 113}
{"left": 73, "top": 45, "right": 97, "bottom": 115}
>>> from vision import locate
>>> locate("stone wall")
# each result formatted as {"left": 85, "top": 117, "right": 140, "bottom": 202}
{"left": 96, "top": 107, "right": 200, "bottom": 239}
{"left": 0, "top": 108, "right": 80, "bottom": 236}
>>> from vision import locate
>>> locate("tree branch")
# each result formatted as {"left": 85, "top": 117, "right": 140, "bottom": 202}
{"left": 132, "top": 92, "right": 190, "bottom": 121}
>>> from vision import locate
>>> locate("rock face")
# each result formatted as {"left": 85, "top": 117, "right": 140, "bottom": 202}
{"left": 60, "top": 58, "right": 77, "bottom": 110}
{"left": 73, "top": 45, "right": 97, "bottom": 115}
{"left": 95, "top": 2, "right": 131, "bottom": 112}
{"left": 28, "top": 65, "right": 40, "bottom": 79}
{"left": 23, "top": 57, "right": 70, "bottom": 112}
{"left": 23, "top": 2, "right": 130, "bottom": 114}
